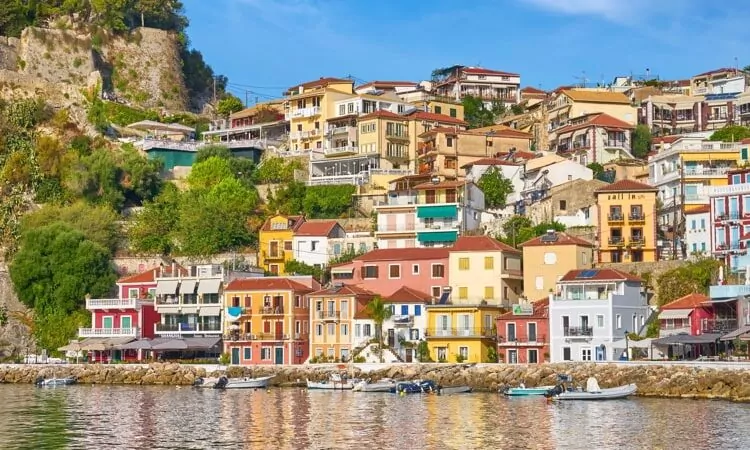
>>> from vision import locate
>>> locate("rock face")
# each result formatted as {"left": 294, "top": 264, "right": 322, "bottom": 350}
{"left": 3, "top": 363, "right": 750, "bottom": 401}
{"left": 0, "top": 265, "right": 33, "bottom": 360}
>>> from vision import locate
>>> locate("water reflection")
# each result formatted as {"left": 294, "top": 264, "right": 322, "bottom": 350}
{"left": 1, "top": 385, "right": 749, "bottom": 449}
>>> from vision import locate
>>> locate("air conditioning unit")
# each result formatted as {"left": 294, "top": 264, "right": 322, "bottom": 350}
{"left": 442, "top": 286, "right": 452, "bottom": 292}
{"left": 283, "top": 334, "right": 290, "bottom": 340}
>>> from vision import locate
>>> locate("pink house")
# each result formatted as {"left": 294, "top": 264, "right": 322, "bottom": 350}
{"left": 331, "top": 248, "right": 450, "bottom": 298}
{"left": 658, "top": 293, "right": 714, "bottom": 337}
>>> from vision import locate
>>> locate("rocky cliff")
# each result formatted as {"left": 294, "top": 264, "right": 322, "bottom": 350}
{"left": 0, "top": 265, "right": 32, "bottom": 359}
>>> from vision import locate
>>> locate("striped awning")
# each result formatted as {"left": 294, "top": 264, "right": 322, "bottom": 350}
{"left": 197, "top": 278, "right": 221, "bottom": 294}
{"left": 155, "top": 280, "right": 179, "bottom": 295}
{"left": 658, "top": 309, "right": 692, "bottom": 320}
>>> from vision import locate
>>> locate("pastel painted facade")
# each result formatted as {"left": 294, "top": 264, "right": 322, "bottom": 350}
{"left": 657, "top": 293, "right": 714, "bottom": 337}
{"left": 433, "top": 66, "right": 521, "bottom": 105}
{"left": 308, "top": 285, "right": 375, "bottom": 362}
{"left": 292, "top": 220, "right": 345, "bottom": 268}
{"left": 327, "top": 232, "right": 376, "bottom": 262}
{"left": 496, "top": 299, "right": 550, "bottom": 364}
{"left": 223, "top": 278, "right": 312, "bottom": 365}
{"left": 639, "top": 95, "right": 705, "bottom": 136}
{"left": 595, "top": 180, "right": 658, "bottom": 263}
{"left": 258, "top": 214, "right": 305, "bottom": 275}
{"left": 547, "top": 90, "right": 636, "bottom": 144}
{"left": 381, "top": 287, "right": 430, "bottom": 362}
{"left": 330, "top": 247, "right": 450, "bottom": 298}
{"left": 551, "top": 112, "right": 635, "bottom": 165}
{"left": 549, "top": 269, "right": 651, "bottom": 363}
{"left": 517, "top": 155, "right": 593, "bottom": 214}
{"left": 685, "top": 205, "right": 710, "bottom": 258}
{"left": 709, "top": 169, "right": 750, "bottom": 272}
{"left": 525, "top": 178, "right": 606, "bottom": 227}
{"left": 520, "top": 231, "right": 594, "bottom": 302}
{"left": 425, "top": 304, "right": 498, "bottom": 363}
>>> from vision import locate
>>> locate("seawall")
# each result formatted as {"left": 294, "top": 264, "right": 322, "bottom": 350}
{"left": 3, "top": 362, "right": 750, "bottom": 401}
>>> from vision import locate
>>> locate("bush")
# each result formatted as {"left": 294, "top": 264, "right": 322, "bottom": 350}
{"left": 219, "top": 353, "right": 230, "bottom": 365}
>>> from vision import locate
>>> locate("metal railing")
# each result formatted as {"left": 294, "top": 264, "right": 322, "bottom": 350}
{"left": 86, "top": 298, "right": 137, "bottom": 309}
{"left": 317, "top": 310, "right": 340, "bottom": 320}
{"left": 629, "top": 213, "right": 645, "bottom": 221}
{"left": 155, "top": 323, "right": 222, "bottom": 333}
{"left": 262, "top": 250, "right": 286, "bottom": 260}
{"left": 425, "top": 327, "right": 495, "bottom": 338}
{"left": 701, "top": 318, "right": 738, "bottom": 334}
{"left": 376, "top": 224, "right": 416, "bottom": 233}
{"left": 386, "top": 130, "right": 410, "bottom": 140}
{"left": 260, "top": 306, "right": 284, "bottom": 315}
{"left": 564, "top": 326, "right": 593, "bottom": 337}
{"left": 78, "top": 327, "right": 139, "bottom": 337}
{"left": 285, "top": 106, "right": 321, "bottom": 120}
{"left": 324, "top": 145, "right": 359, "bottom": 156}
{"left": 498, "top": 334, "right": 546, "bottom": 344}
{"left": 608, "top": 213, "right": 624, "bottom": 222}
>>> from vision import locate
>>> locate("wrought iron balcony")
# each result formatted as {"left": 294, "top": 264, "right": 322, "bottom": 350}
{"left": 564, "top": 326, "right": 593, "bottom": 337}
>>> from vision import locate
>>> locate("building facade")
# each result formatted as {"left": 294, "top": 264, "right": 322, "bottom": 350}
{"left": 709, "top": 169, "right": 750, "bottom": 272}
{"left": 381, "top": 286, "right": 430, "bottom": 362}
{"left": 657, "top": 293, "right": 713, "bottom": 337}
{"left": 685, "top": 205, "right": 710, "bottom": 258}
{"left": 258, "top": 214, "right": 305, "bottom": 275}
{"left": 292, "top": 220, "right": 346, "bottom": 269}
{"left": 433, "top": 66, "right": 521, "bottom": 105}
{"left": 496, "top": 299, "right": 550, "bottom": 364}
{"left": 551, "top": 112, "right": 635, "bottom": 165}
{"left": 308, "top": 285, "right": 375, "bottom": 362}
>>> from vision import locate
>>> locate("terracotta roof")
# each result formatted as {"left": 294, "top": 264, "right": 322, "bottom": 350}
{"left": 260, "top": 215, "right": 305, "bottom": 232}
{"left": 654, "top": 135, "right": 680, "bottom": 144}
{"left": 595, "top": 179, "right": 657, "bottom": 193}
{"left": 309, "top": 284, "right": 375, "bottom": 297}
{"left": 521, "top": 86, "right": 546, "bottom": 95}
{"left": 521, "top": 232, "right": 593, "bottom": 248}
{"left": 383, "top": 286, "right": 431, "bottom": 304}
{"left": 286, "top": 77, "right": 352, "bottom": 93}
{"left": 358, "top": 109, "right": 408, "bottom": 121}
{"left": 295, "top": 220, "right": 341, "bottom": 237}
{"left": 686, "top": 205, "right": 710, "bottom": 215}
{"left": 661, "top": 293, "right": 710, "bottom": 310}
{"left": 461, "top": 67, "right": 519, "bottom": 77}
{"left": 224, "top": 278, "right": 312, "bottom": 292}
{"left": 451, "top": 235, "right": 520, "bottom": 253}
{"left": 354, "top": 247, "right": 450, "bottom": 262}
{"left": 407, "top": 110, "right": 467, "bottom": 126}
{"left": 413, "top": 180, "right": 467, "bottom": 190}
{"left": 694, "top": 67, "right": 738, "bottom": 77}
{"left": 559, "top": 268, "right": 642, "bottom": 282}
{"left": 498, "top": 298, "right": 549, "bottom": 319}
{"left": 555, "top": 113, "right": 635, "bottom": 135}
{"left": 742, "top": 138, "right": 750, "bottom": 145}
{"left": 460, "top": 158, "right": 521, "bottom": 168}
{"left": 508, "top": 150, "right": 536, "bottom": 160}
{"left": 118, "top": 265, "right": 188, "bottom": 284}
{"left": 353, "top": 306, "right": 372, "bottom": 320}
{"left": 356, "top": 80, "right": 417, "bottom": 90}
{"left": 561, "top": 90, "right": 631, "bottom": 105}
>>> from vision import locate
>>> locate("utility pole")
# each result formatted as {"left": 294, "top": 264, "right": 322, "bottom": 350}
{"left": 245, "top": 91, "right": 249, "bottom": 107}
{"left": 213, "top": 77, "right": 217, "bottom": 106}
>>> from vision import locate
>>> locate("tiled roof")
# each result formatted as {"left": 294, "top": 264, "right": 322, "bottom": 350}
{"left": 461, "top": 67, "right": 519, "bottom": 77}
{"left": 450, "top": 235, "right": 520, "bottom": 253}
{"left": 654, "top": 135, "right": 680, "bottom": 144}
{"left": 118, "top": 265, "right": 188, "bottom": 284}
{"left": 559, "top": 268, "right": 642, "bottom": 282}
{"left": 407, "top": 110, "right": 467, "bottom": 126}
{"left": 413, "top": 180, "right": 467, "bottom": 190}
{"left": 287, "top": 77, "right": 352, "bottom": 93}
{"left": 356, "top": 80, "right": 417, "bottom": 90}
{"left": 498, "top": 298, "right": 549, "bottom": 319}
{"left": 555, "top": 113, "right": 635, "bottom": 135}
{"left": 309, "top": 284, "right": 375, "bottom": 297}
{"left": 521, "top": 232, "right": 594, "bottom": 248}
{"left": 595, "top": 179, "right": 657, "bottom": 193}
{"left": 260, "top": 215, "right": 305, "bottom": 232}
{"left": 295, "top": 220, "right": 341, "bottom": 237}
{"left": 661, "top": 293, "right": 710, "bottom": 310}
{"left": 508, "top": 150, "right": 536, "bottom": 160}
{"left": 742, "top": 138, "right": 750, "bottom": 144}
{"left": 359, "top": 109, "right": 408, "bottom": 121}
{"left": 694, "top": 67, "right": 737, "bottom": 77}
{"left": 354, "top": 247, "right": 450, "bottom": 262}
{"left": 224, "top": 278, "right": 312, "bottom": 292}
{"left": 460, "top": 158, "right": 521, "bottom": 168}
{"left": 686, "top": 205, "right": 710, "bottom": 215}
{"left": 383, "top": 286, "right": 431, "bottom": 304}
{"left": 561, "top": 90, "right": 631, "bottom": 105}
{"left": 353, "top": 307, "right": 372, "bottom": 320}
{"left": 521, "top": 86, "right": 546, "bottom": 95}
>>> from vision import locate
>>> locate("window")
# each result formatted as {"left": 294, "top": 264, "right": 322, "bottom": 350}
{"left": 339, "top": 104, "right": 346, "bottom": 116}
{"left": 414, "top": 305, "right": 422, "bottom": 316}
{"left": 449, "top": 108, "right": 457, "bottom": 118}
{"left": 327, "top": 323, "right": 335, "bottom": 335}
{"left": 432, "top": 264, "right": 445, "bottom": 278}
{"left": 458, "top": 287, "right": 468, "bottom": 299}
{"left": 341, "top": 324, "right": 348, "bottom": 336}
{"left": 128, "top": 288, "right": 139, "bottom": 299}
{"left": 412, "top": 264, "right": 420, "bottom": 275}
{"left": 362, "top": 266, "right": 379, "bottom": 279}
{"left": 528, "top": 323, "right": 537, "bottom": 342}
{"left": 432, "top": 286, "right": 441, "bottom": 298}
{"left": 596, "top": 314, "right": 604, "bottom": 328}
{"left": 458, "top": 257, "right": 470, "bottom": 270}
{"left": 284, "top": 241, "right": 293, "bottom": 251}
{"left": 389, "top": 264, "right": 401, "bottom": 279}
{"left": 437, "top": 347, "right": 447, "bottom": 362}
{"left": 459, "top": 346, "right": 469, "bottom": 360}
{"left": 261, "top": 348, "right": 272, "bottom": 360}
{"left": 314, "top": 121, "right": 320, "bottom": 130}
{"left": 244, "top": 347, "right": 252, "bottom": 360}
{"left": 295, "top": 295, "right": 301, "bottom": 308}
{"left": 581, "top": 348, "right": 592, "bottom": 361}
{"left": 563, "top": 347, "right": 571, "bottom": 361}
{"left": 616, "top": 314, "right": 622, "bottom": 329}
{"left": 484, "top": 286, "right": 494, "bottom": 300}
{"left": 363, "top": 324, "right": 371, "bottom": 336}
{"left": 507, "top": 323, "right": 517, "bottom": 341}
{"left": 446, "top": 137, "right": 453, "bottom": 147}
{"left": 484, "top": 256, "right": 494, "bottom": 270}
{"left": 347, "top": 103, "right": 354, "bottom": 113}
{"left": 400, "top": 305, "right": 409, "bottom": 315}
{"left": 354, "top": 324, "right": 361, "bottom": 337}
{"left": 434, "top": 105, "right": 442, "bottom": 114}
{"left": 507, "top": 349, "right": 518, "bottom": 364}
{"left": 528, "top": 349, "right": 538, "bottom": 364}
{"left": 559, "top": 200, "right": 567, "bottom": 211}
{"left": 410, "top": 329, "right": 420, "bottom": 340}
{"left": 311, "top": 241, "right": 318, "bottom": 251}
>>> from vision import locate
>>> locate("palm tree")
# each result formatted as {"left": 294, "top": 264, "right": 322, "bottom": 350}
{"left": 365, "top": 295, "right": 392, "bottom": 363}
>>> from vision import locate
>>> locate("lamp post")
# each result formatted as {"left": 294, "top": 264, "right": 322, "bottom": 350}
{"left": 624, "top": 330, "right": 630, "bottom": 361}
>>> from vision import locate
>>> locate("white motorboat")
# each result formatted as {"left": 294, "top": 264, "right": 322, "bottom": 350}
{"left": 194, "top": 375, "right": 273, "bottom": 389}
{"left": 307, "top": 373, "right": 359, "bottom": 390}
{"left": 35, "top": 376, "right": 77, "bottom": 387}
{"left": 548, "top": 376, "right": 637, "bottom": 400}
{"left": 353, "top": 378, "right": 396, "bottom": 392}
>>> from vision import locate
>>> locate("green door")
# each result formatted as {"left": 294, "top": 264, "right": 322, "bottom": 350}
{"left": 274, "top": 347, "right": 284, "bottom": 365}
{"left": 102, "top": 317, "right": 113, "bottom": 329}
{"left": 231, "top": 347, "right": 240, "bottom": 365}
{"left": 121, "top": 316, "right": 132, "bottom": 330}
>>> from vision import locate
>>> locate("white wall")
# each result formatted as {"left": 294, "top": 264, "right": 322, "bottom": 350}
{"left": 685, "top": 211, "right": 710, "bottom": 258}
{"left": 292, "top": 236, "right": 329, "bottom": 268}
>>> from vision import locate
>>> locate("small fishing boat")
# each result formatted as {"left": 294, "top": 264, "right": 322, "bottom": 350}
{"left": 35, "top": 376, "right": 77, "bottom": 387}
{"left": 439, "top": 385, "right": 473, "bottom": 395}
{"left": 502, "top": 383, "right": 556, "bottom": 396}
{"left": 306, "top": 373, "right": 359, "bottom": 390}
{"left": 546, "top": 376, "right": 637, "bottom": 401}
{"left": 392, "top": 380, "right": 472, "bottom": 395}
{"left": 194, "top": 375, "right": 273, "bottom": 389}
{"left": 353, "top": 378, "right": 397, "bottom": 392}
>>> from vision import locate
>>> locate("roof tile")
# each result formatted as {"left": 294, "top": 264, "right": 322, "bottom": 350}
{"left": 595, "top": 179, "right": 657, "bottom": 193}
{"left": 498, "top": 298, "right": 549, "bottom": 319}
{"left": 309, "top": 284, "right": 375, "bottom": 297}
{"left": 224, "top": 278, "right": 312, "bottom": 292}
{"left": 295, "top": 220, "right": 341, "bottom": 237}
{"left": 661, "top": 293, "right": 710, "bottom": 310}
{"left": 561, "top": 90, "right": 631, "bottom": 105}
{"left": 118, "top": 265, "right": 188, "bottom": 284}
{"left": 451, "top": 235, "right": 520, "bottom": 253}
{"left": 559, "top": 268, "right": 642, "bottom": 282}
{"left": 407, "top": 110, "right": 467, "bottom": 126}
{"left": 521, "top": 232, "right": 594, "bottom": 248}
{"left": 383, "top": 286, "right": 431, "bottom": 304}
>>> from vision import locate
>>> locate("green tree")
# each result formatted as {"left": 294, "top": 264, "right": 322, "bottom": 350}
{"left": 477, "top": 167, "right": 514, "bottom": 209}
{"left": 587, "top": 162, "right": 604, "bottom": 178}
{"left": 195, "top": 145, "right": 256, "bottom": 188}
{"left": 195, "top": 144, "right": 232, "bottom": 163}
{"left": 462, "top": 95, "right": 495, "bottom": 129}
{"left": 187, "top": 156, "right": 235, "bottom": 190}
{"left": 365, "top": 295, "right": 393, "bottom": 363}
{"left": 631, "top": 124, "right": 652, "bottom": 159}
{"left": 216, "top": 94, "right": 244, "bottom": 117}
{"left": 285, "top": 259, "right": 325, "bottom": 281}
{"left": 498, "top": 216, "right": 566, "bottom": 248}
{"left": 656, "top": 257, "right": 720, "bottom": 306}
{"left": 303, "top": 185, "right": 356, "bottom": 218}
{"left": 254, "top": 156, "right": 301, "bottom": 184}
{"left": 64, "top": 148, "right": 125, "bottom": 210}
{"left": 709, "top": 125, "right": 750, "bottom": 142}
{"left": 127, "top": 182, "right": 181, "bottom": 255}
{"left": 268, "top": 181, "right": 307, "bottom": 215}
{"left": 120, "top": 145, "right": 163, "bottom": 204}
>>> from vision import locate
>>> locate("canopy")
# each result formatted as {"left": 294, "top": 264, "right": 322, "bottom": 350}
{"left": 611, "top": 338, "right": 654, "bottom": 349}
{"left": 151, "top": 337, "right": 221, "bottom": 351}
{"left": 197, "top": 278, "right": 222, "bottom": 294}
{"left": 658, "top": 309, "right": 692, "bottom": 320}
{"left": 720, "top": 325, "right": 750, "bottom": 341}
{"left": 116, "top": 339, "right": 154, "bottom": 350}
{"left": 155, "top": 280, "right": 180, "bottom": 295}
{"left": 127, "top": 120, "right": 195, "bottom": 134}
{"left": 330, "top": 267, "right": 354, "bottom": 275}
{"left": 652, "top": 333, "right": 723, "bottom": 345}
{"left": 58, "top": 341, "right": 83, "bottom": 352}
{"left": 180, "top": 279, "right": 197, "bottom": 295}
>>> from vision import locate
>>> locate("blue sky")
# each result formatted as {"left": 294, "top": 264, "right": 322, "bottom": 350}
{"left": 182, "top": 0, "right": 749, "bottom": 103}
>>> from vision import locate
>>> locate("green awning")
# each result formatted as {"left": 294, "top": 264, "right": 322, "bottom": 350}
{"left": 417, "top": 231, "right": 458, "bottom": 243}
{"left": 416, "top": 205, "right": 458, "bottom": 219}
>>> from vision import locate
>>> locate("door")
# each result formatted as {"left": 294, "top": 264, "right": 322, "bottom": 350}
{"left": 405, "top": 349, "right": 413, "bottom": 363}
{"left": 275, "top": 321, "right": 284, "bottom": 340}
{"left": 274, "top": 347, "right": 284, "bottom": 364}
{"left": 507, "top": 323, "right": 516, "bottom": 342}
{"left": 508, "top": 349, "right": 518, "bottom": 364}
{"left": 121, "top": 316, "right": 132, "bottom": 331}
{"left": 387, "top": 329, "right": 395, "bottom": 348}
{"left": 562, "top": 316, "right": 570, "bottom": 335}
{"left": 528, "top": 323, "right": 537, "bottom": 342}
{"left": 269, "top": 241, "right": 279, "bottom": 258}
{"left": 102, "top": 317, "right": 113, "bottom": 329}
{"left": 596, "top": 345, "right": 606, "bottom": 361}
{"left": 231, "top": 347, "right": 240, "bottom": 365}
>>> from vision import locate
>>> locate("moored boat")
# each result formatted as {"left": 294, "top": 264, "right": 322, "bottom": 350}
{"left": 392, "top": 380, "right": 472, "bottom": 395}
{"left": 546, "top": 376, "right": 637, "bottom": 401}
{"left": 194, "top": 375, "right": 273, "bottom": 389}
{"left": 353, "top": 378, "right": 397, "bottom": 392}
{"left": 502, "top": 384, "right": 555, "bottom": 396}
{"left": 306, "top": 373, "right": 359, "bottom": 390}
{"left": 35, "top": 376, "right": 77, "bottom": 387}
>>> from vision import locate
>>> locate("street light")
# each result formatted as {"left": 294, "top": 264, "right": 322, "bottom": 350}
{"left": 624, "top": 330, "right": 630, "bottom": 361}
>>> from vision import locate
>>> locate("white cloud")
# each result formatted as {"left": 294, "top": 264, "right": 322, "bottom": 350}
{"left": 518, "top": 0, "right": 682, "bottom": 23}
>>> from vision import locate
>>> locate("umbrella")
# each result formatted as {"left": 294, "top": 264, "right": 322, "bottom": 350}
{"left": 58, "top": 341, "right": 82, "bottom": 352}
{"left": 151, "top": 339, "right": 188, "bottom": 351}
{"left": 116, "top": 339, "right": 153, "bottom": 350}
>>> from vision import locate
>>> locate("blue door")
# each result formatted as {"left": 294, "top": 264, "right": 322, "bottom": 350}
{"left": 231, "top": 347, "right": 240, "bottom": 365}
{"left": 274, "top": 347, "right": 284, "bottom": 364}
{"left": 596, "top": 346, "right": 606, "bottom": 361}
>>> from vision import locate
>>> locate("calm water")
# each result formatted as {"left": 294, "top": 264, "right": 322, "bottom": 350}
{"left": 0, "top": 385, "right": 748, "bottom": 450}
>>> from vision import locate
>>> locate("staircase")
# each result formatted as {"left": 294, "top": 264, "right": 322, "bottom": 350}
{"left": 353, "top": 343, "right": 402, "bottom": 363}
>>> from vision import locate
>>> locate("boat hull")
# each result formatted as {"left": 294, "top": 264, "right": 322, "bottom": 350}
{"left": 554, "top": 383, "right": 637, "bottom": 400}
{"left": 504, "top": 386, "right": 554, "bottom": 396}
{"left": 306, "top": 379, "right": 358, "bottom": 390}
{"left": 36, "top": 377, "right": 77, "bottom": 387}
{"left": 194, "top": 376, "right": 273, "bottom": 389}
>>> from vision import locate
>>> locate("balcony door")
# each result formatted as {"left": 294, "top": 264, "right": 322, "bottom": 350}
{"left": 120, "top": 316, "right": 132, "bottom": 330}
{"left": 275, "top": 321, "right": 283, "bottom": 340}
{"left": 438, "top": 315, "right": 450, "bottom": 336}
{"left": 507, "top": 323, "right": 517, "bottom": 342}
{"left": 102, "top": 316, "right": 113, "bottom": 329}
{"left": 580, "top": 315, "right": 589, "bottom": 332}
{"left": 459, "top": 314, "right": 471, "bottom": 336}
{"left": 528, "top": 323, "right": 537, "bottom": 342}
{"left": 269, "top": 241, "right": 279, "bottom": 258}
{"left": 562, "top": 316, "right": 569, "bottom": 334}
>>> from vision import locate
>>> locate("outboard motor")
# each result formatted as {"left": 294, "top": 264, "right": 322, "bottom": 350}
{"left": 34, "top": 376, "right": 45, "bottom": 386}
{"left": 193, "top": 377, "right": 204, "bottom": 387}
{"left": 545, "top": 384, "right": 564, "bottom": 398}
{"left": 214, "top": 376, "right": 229, "bottom": 389}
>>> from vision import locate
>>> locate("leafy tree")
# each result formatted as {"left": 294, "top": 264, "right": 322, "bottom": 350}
{"left": 656, "top": 257, "right": 720, "bottom": 306}
{"left": 285, "top": 259, "right": 325, "bottom": 281}
{"left": 195, "top": 145, "right": 256, "bottom": 188}
{"left": 196, "top": 145, "right": 232, "bottom": 163}
{"left": 119, "top": 145, "right": 163, "bottom": 204}
{"left": 477, "top": 167, "right": 514, "bottom": 209}
{"left": 216, "top": 94, "right": 244, "bottom": 117}
{"left": 329, "top": 249, "right": 365, "bottom": 266}
{"left": 303, "top": 185, "right": 355, "bottom": 219}
{"left": 499, "top": 215, "right": 566, "bottom": 248}
{"left": 127, "top": 182, "right": 181, "bottom": 255}
{"left": 365, "top": 296, "right": 393, "bottom": 363}
{"left": 268, "top": 181, "right": 306, "bottom": 215}
{"left": 187, "top": 156, "right": 235, "bottom": 190}
{"left": 254, "top": 156, "right": 302, "bottom": 184}
{"left": 510, "top": 104, "right": 525, "bottom": 115}
{"left": 709, "top": 125, "right": 750, "bottom": 142}
{"left": 462, "top": 95, "right": 495, "bottom": 129}
{"left": 587, "top": 162, "right": 604, "bottom": 178}
{"left": 631, "top": 124, "right": 652, "bottom": 159}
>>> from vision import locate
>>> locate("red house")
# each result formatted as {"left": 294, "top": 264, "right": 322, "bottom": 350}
{"left": 657, "top": 293, "right": 714, "bottom": 337}
{"left": 496, "top": 298, "right": 549, "bottom": 364}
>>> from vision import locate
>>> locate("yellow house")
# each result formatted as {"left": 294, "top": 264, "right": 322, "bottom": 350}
{"left": 425, "top": 304, "right": 499, "bottom": 363}
{"left": 258, "top": 214, "right": 305, "bottom": 275}
{"left": 307, "top": 285, "right": 374, "bottom": 362}
{"left": 547, "top": 89, "right": 636, "bottom": 147}
{"left": 223, "top": 278, "right": 313, "bottom": 365}
{"left": 520, "top": 231, "right": 594, "bottom": 301}
{"left": 595, "top": 180, "right": 658, "bottom": 263}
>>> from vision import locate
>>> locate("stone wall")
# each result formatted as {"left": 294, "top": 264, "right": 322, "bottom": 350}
{"left": 0, "top": 265, "right": 33, "bottom": 358}
{"left": 112, "top": 252, "right": 259, "bottom": 275}
{"left": 3, "top": 362, "right": 750, "bottom": 401}
{"left": 598, "top": 260, "right": 689, "bottom": 305}
{"left": 0, "top": 36, "right": 19, "bottom": 71}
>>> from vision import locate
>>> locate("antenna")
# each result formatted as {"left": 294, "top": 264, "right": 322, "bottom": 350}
{"left": 573, "top": 71, "right": 588, "bottom": 88}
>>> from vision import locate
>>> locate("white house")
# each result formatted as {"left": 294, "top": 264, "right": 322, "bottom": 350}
{"left": 520, "top": 155, "right": 593, "bottom": 208}
{"left": 292, "top": 221, "right": 345, "bottom": 268}
{"left": 462, "top": 157, "right": 525, "bottom": 216}
{"left": 382, "top": 286, "right": 429, "bottom": 362}
{"left": 548, "top": 268, "right": 651, "bottom": 362}
{"left": 685, "top": 205, "right": 710, "bottom": 258}
{"left": 328, "top": 232, "right": 377, "bottom": 261}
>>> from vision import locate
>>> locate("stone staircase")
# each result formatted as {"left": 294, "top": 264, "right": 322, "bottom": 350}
{"left": 352, "top": 342, "right": 402, "bottom": 363}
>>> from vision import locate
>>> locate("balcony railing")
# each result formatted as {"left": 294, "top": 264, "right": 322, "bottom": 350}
{"left": 155, "top": 323, "right": 222, "bottom": 333}
{"left": 324, "top": 145, "right": 359, "bottom": 156}
{"left": 629, "top": 236, "right": 645, "bottom": 246}
{"left": 386, "top": 130, "right": 410, "bottom": 140}
{"left": 262, "top": 250, "right": 286, "bottom": 260}
{"left": 289, "top": 129, "right": 321, "bottom": 140}
{"left": 701, "top": 318, "right": 738, "bottom": 334}
{"left": 425, "top": 327, "right": 495, "bottom": 338}
{"left": 78, "top": 327, "right": 139, "bottom": 338}
{"left": 86, "top": 298, "right": 137, "bottom": 309}
{"left": 328, "top": 126, "right": 354, "bottom": 135}
{"left": 317, "top": 310, "right": 340, "bottom": 321}
{"left": 684, "top": 167, "right": 732, "bottom": 177}
{"left": 285, "top": 106, "right": 321, "bottom": 120}
{"left": 608, "top": 237, "right": 625, "bottom": 246}
{"left": 376, "top": 224, "right": 416, "bottom": 233}
{"left": 392, "top": 315, "right": 414, "bottom": 326}
{"left": 628, "top": 213, "right": 645, "bottom": 222}
{"left": 608, "top": 213, "right": 624, "bottom": 222}
{"left": 497, "top": 334, "right": 546, "bottom": 345}
{"left": 564, "top": 326, "right": 593, "bottom": 337}
{"left": 260, "top": 306, "right": 284, "bottom": 315}
{"left": 606, "top": 140, "right": 627, "bottom": 148}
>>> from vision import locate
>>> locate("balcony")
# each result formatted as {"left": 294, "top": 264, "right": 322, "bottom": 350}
{"left": 78, "top": 327, "right": 139, "bottom": 338}
{"left": 86, "top": 298, "right": 137, "bottom": 310}
{"left": 284, "top": 106, "right": 321, "bottom": 120}
{"left": 709, "top": 284, "right": 750, "bottom": 299}
{"left": 564, "top": 326, "right": 593, "bottom": 338}
{"left": 608, "top": 237, "right": 625, "bottom": 246}
{"left": 386, "top": 130, "right": 410, "bottom": 141}
{"left": 629, "top": 236, "right": 645, "bottom": 246}
{"left": 701, "top": 318, "right": 738, "bottom": 334}
{"left": 628, "top": 213, "right": 646, "bottom": 223}
{"left": 608, "top": 213, "right": 624, "bottom": 223}
{"left": 306, "top": 173, "right": 368, "bottom": 186}
{"left": 497, "top": 335, "right": 546, "bottom": 346}
{"left": 289, "top": 129, "right": 321, "bottom": 140}
{"left": 684, "top": 167, "right": 732, "bottom": 177}
{"left": 376, "top": 224, "right": 416, "bottom": 234}
{"left": 418, "top": 144, "right": 437, "bottom": 156}
{"left": 154, "top": 323, "right": 222, "bottom": 334}
{"left": 392, "top": 315, "right": 414, "bottom": 327}
{"left": 707, "top": 113, "right": 728, "bottom": 121}
{"left": 260, "top": 306, "right": 284, "bottom": 315}
{"left": 425, "top": 327, "right": 496, "bottom": 339}
{"left": 262, "top": 250, "right": 286, "bottom": 261}
{"left": 324, "top": 145, "right": 359, "bottom": 157}
{"left": 317, "top": 310, "right": 340, "bottom": 321}
{"left": 328, "top": 125, "right": 355, "bottom": 135}
{"left": 606, "top": 140, "right": 627, "bottom": 148}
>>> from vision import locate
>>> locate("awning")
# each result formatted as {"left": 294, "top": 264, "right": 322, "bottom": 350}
{"left": 658, "top": 309, "right": 692, "bottom": 320}
{"left": 331, "top": 267, "right": 354, "bottom": 275}
{"left": 720, "top": 325, "right": 750, "bottom": 341}
{"left": 197, "top": 278, "right": 221, "bottom": 294}
{"left": 116, "top": 339, "right": 154, "bottom": 350}
{"left": 180, "top": 279, "right": 197, "bottom": 295}
{"left": 417, "top": 204, "right": 458, "bottom": 219}
{"left": 417, "top": 230, "right": 459, "bottom": 243}
{"left": 155, "top": 280, "right": 179, "bottom": 295}
{"left": 58, "top": 341, "right": 83, "bottom": 352}
{"left": 151, "top": 337, "right": 221, "bottom": 351}
{"left": 653, "top": 333, "right": 723, "bottom": 345}
{"left": 226, "top": 306, "right": 243, "bottom": 321}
